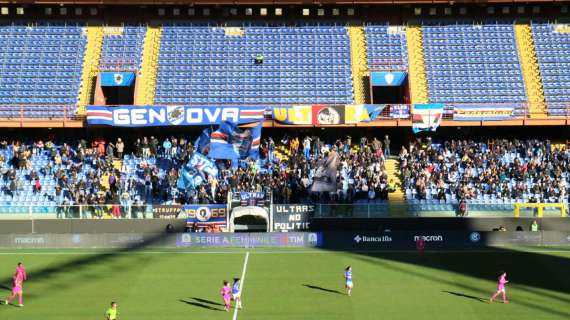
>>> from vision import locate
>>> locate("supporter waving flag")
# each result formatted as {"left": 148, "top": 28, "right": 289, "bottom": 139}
{"left": 209, "top": 121, "right": 240, "bottom": 160}
{"left": 310, "top": 149, "right": 339, "bottom": 193}
{"left": 247, "top": 120, "right": 263, "bottom": 160}
{"left": 194, "top": 127, "right": 212, "bottom": 154}
{"left": 188, "top": 152, "right": 218, "bottom": 177}
{"left": 209, "top": 120, "right": 263, "bottom": 160}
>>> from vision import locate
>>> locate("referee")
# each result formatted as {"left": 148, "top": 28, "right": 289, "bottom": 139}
{"left": 105, "top": 302, "right": 118, "bottom": 320}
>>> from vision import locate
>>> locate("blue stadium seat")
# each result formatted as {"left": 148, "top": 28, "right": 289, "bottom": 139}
{"left": 154, "top": 23, "right": 353, "bottom": 105}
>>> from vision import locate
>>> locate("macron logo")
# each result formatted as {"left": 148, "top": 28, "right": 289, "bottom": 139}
{"left": 354, "top": 235, "right": 362, "bottom": 243}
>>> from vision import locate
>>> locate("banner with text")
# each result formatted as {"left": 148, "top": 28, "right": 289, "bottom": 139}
{"left": 152, "top": 205, "right": 183, "bottom": 219}
{"left": 175, "top": 232, "right": 322, "bottom": 248}
{"left": 272, "top": 105, "right": 376, "bottom": 125}
{"left": 86, "top": 105, "right": 266, "bottom": 126}
{"left": 183, "top": 204, "right": 227, "bottom": 227}
{"left": 272, "top": 205, "right": 314, "bottom": 231}
{"left": 239, "top": 192, "right": 266, "bottom": 207}
{"left": 452, "top": 105, "right": 514, "bottom": 121}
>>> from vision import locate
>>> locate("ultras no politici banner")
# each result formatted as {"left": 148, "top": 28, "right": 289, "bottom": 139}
{"left": 272, "top": 204, "right": 314, "bottom": 231}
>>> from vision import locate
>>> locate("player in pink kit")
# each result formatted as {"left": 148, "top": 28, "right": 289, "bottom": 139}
{"left": 5, "top": 271, "right": 25, "bottom": 307}
{"left": 15, "top": 262, "right": 27, "bottom": 281}
{"left": 220, "top": 281, "right": 232, "bottom": 312}
{"left": 416, "top": 238, "right": 425, "bottom": 257}
{"left": 490, "top": 271, "right": 509, "bottom": 303}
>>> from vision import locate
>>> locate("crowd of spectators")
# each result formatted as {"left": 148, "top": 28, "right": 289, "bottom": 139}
{"left": 256, "top": 135, "right": 393, "bottom": 203}
{"left": 0, "top": 133, "right": 394, "bottom": 215}
{"left": 400, "top": 138, "right": 570, "bottom": 203}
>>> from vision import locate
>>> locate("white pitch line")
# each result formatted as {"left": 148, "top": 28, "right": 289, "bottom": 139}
{"left": 233, "top": 251, "right": 250, "bottom": 320}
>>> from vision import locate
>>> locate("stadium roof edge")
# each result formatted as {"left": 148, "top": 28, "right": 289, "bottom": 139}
{"left": 0, "top": 0, "right": 562, "bottom": 5}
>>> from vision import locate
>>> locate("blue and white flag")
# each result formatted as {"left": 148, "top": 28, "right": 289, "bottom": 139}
{"left": 195, "top": 127, "right": 212, "bottom": 154}
{"left": 209, "top": 121, "right": 240, "bottom": 160}
{"left": 176, "top": 168, "right": 204, "bottom": 190}
{"left": 246, "top": 121, "right": 263, "bottom": 160}
{"left": 188, "top": 152, "right": 218, "bottom": 177}
{"left": 412, "top": 104, "right": 444, "bottom": 134}
{"left": 209, "top": 120, "right": 263, "bottom": 160}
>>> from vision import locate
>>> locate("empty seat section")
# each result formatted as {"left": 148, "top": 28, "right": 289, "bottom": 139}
{"left": 155, "top": 23, "right": 353, "bottom": 105}
{"left": 531, "top": 22, "right": 570, "bottom": 115}
{"left": 100, "top": 25, "right": 146, "bottom": 71}
{"left": 0, "top": 22, "right": 86, "bottom": 118}
{"left": 422, "top": 23, "right": 526, "bottom": 107}
{"left": 365, "top": 24, "right": 408, "bottom": 71}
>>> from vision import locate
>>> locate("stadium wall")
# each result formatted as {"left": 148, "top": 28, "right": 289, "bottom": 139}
{"left": 0, "top": 218, "right": 568, "bottom": 235}
{"left": 1, "top": 231, "right": 569, "bottom": 249}
{"left": 0, "top": 219, "right": 187, "bottom": 234}
{"left": 309, "top": 218, "right": 570, "bottom": 232}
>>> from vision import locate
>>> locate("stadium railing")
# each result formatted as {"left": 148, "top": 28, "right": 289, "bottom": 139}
{"left": 2, "top": 102, "right": 570, "bottom": 122}
{"left": 0, "top": 104, "right": 79, "bottom": 120}
{"left": 0, "top": 202, "right": 565, "bottom": 220}
{"left": 0, "top": 205, "right": 152, "bottom": 219}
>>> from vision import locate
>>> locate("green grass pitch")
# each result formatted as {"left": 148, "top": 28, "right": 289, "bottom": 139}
{"left": 0, "top": 247, "right": 569, "bottom": 320}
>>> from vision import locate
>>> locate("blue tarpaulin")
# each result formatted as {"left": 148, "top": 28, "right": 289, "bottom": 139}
{"left": 100, "top": 72, "right": 136, "bottom": 87}
{"left": 370, "top": 72, "right": 407, "bottom": 86}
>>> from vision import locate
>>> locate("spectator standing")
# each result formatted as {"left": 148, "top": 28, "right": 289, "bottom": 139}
{"left": 458, "top": 198, "right": 467, "bottom": 217}
{"left": 9, "top": 178, "right": 16, "bottom": 198}
{"left": 303, "top": 136, "right": 312, "bottom": 159}
{"left": 384, "top": 135, "right": 391, "bottom": 158}
{"left": 268, "top": 138, "right": 275, "bottom": 162}
{"left": 530, "top": 220, "right": 539, "bottom": 232}
{"left": 33, "top": 177, "right": 41, "bottom": 194}
{"left": 116, "top": 138, "right": 124, "bottom": 158}
{"left": 150, "top": 136, "right": 159, "bottom": 156}
{"left": 144, "top": 173, "right": 152, "bottom": 200}
{"left": 163, "top": 138, "right": 172, "bottom": 158}
{"left": 171, "top": 137, "right": 178, "bottom": 158}
{"left": 106, "top": 142, "right": 114, "bottom": 162}
{"left": 141, "top": 137, "right": 150, "bottom": 158}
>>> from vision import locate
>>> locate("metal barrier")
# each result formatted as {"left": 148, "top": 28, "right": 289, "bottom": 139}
{"left": 0, "top": 202, "right": 568, "bottom": 220}
{"left": 0, "top": 205, "right": 154, "bottom": 219}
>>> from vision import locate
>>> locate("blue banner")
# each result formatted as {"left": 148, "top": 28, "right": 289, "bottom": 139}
{"left": 370, "top": 72, "right": 407, "bottom": 86}
{"left": 239, "top": 192, "right": 266, "bottom": 207}
{"left": 176, "top": 232, "right": 322, "bottom": 247}
{"left": 184, "top": 204, "right": 227, "bottom": 226}
{"left": 100, "top": 72, "right": 136, "bottom": 87}
{"left": 86, "top": 105, "right": 266, "bottom": 126}
{"left": 389, "top": 104, "right": 410, "bottom": 119}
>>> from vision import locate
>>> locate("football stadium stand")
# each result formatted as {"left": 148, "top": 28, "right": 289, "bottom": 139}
{"left": 405, "top": 25, "right": 429, "bottom": 104}
{"left": 365, "top": 24, "right": 408, "bottom": 71}
{"left": 2, "top": 19, "right": 570, "bottom": 121}
{"left": 99, "top": 25, "right": 147, "bottom": 71}
{"left": 154, "top": 23, "right": 353, "bottom": 105}
{"left": 400, "top": 138, "right": 569, "bottom": 212}
{"left": 532, "top": 22, "right": 570, "bottom": 115}
{"left": 0, "top": 22, "right": 85, "bottom": 119}
{"left": 0, "top": 135, "right": 390, "bottom": 213}
{"left": 422, "top": 23, "right": 526, "bottom": 107}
